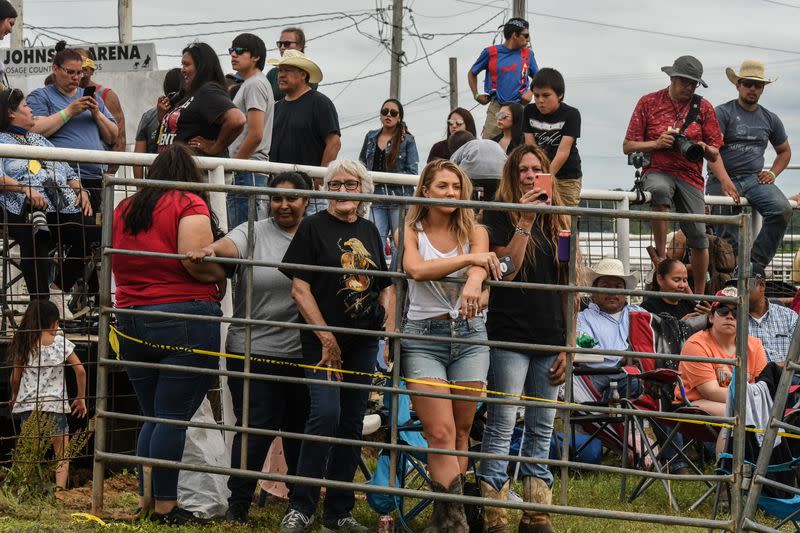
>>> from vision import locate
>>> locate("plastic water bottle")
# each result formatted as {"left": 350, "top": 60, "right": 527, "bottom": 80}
{"left": 608, "top": 381, "right": 621, "bottom": 407}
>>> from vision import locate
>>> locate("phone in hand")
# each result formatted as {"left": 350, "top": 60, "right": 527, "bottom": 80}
{"left": 83, "top": 86, "right": 96, "bottom": 98}
{"left": 498, "top": 255, "right": 516, "bottom": 276}
{"left": 532, "top": 173, "right": 553, "bottom": 202}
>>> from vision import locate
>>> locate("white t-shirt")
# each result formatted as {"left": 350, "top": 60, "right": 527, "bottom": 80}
{"left": 12, "top": 335, "right": 75, "bottom": 414}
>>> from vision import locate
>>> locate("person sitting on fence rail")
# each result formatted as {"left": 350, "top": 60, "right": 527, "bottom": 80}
{"left": 0, "top": 87, "right": 96, "bottom": 317}
{"left": 678, "top": 287, "right": 767, "bottom": 417}
{"left": 725, "top": 272, "right": 797, "bottom": 364}
{"left": 400, "top": 158, "right": 499, "bottom": 531}
{"left": 707, "top": 60, "right": 792, "bottom": 279}
{"left": 186, "top": 171, "right": 312, "bottom": 524}
{"left": 478, "top": 144, "right": 568, "bottom": 533}
{"left": 112, "top": 143, "right": 227, "bottom": 526}
{"left": 157, "top": 42, "right": 245, "bottom": 158}
{"left": 27, "top": 41, "right": 118, "bottom": 212}
{"left": 575, "top": 258, "right": 644, "bottom": 400}
{"left": 278, "top": 159, "right": 396, "bottom": 533}
{"left": 623, "top": 55, "right": 726, "bottom": 296}
{"left": 642, "top": 258, "right": 711, "bottom": 321}
{"left": 427, "top": 107, "right": 477, "bottom": 162}
{"left": 133, "top": 68, "right": 183, "bottom": 179}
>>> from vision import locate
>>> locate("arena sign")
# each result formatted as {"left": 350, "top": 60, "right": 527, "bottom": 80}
{"left": 2, "top": 42, "right": 158, "bottom": 76}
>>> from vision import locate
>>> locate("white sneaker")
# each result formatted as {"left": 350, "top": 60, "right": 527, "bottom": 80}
{"left": 49, "top": 292, "right": 73, "bottom": 320}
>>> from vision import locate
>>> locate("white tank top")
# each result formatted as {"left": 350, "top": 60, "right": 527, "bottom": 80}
{"left": 406, "top": 223, "right": 470, "bottom": 320}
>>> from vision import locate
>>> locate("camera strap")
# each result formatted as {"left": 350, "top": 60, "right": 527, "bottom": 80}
{"left": 678, "top": 94, "right": 702, "bottom": 135}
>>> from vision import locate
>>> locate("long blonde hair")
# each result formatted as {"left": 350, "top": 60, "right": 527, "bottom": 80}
{"left": 405, "top": 159, "right": 475, "bottom": 250}
{"left": 494, "top": 145, "right": 570, "bottom": 270}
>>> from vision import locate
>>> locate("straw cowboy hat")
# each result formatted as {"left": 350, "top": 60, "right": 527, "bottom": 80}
{"left": 587, "top": 258, "right": 638, "bottom": 290}
{"left": 725, "top": 59, "right": 777, "bottom": 86}
{"left": 267, "top": 50, "right": 323, "bottom": 84}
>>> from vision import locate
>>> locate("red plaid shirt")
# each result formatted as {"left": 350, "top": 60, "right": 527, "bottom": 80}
{"left": 625, "top": 88, "right": 723, "bottom": 190}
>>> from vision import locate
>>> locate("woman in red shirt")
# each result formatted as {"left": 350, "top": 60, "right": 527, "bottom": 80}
{"left": 112, "top": 143, "right": 226, "bottom": 525}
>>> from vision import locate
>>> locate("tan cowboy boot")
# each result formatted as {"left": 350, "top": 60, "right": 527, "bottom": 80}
{"left": 480, "top": 480, "right": 509, "bottom": 533}
{"left": 519, "top": 476, "right": 556, "bottom": 533}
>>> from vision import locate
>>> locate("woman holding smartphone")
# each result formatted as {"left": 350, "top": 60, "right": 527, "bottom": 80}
{"left": 478, "top": 145, "right": 568, "bottom": 533}
{"left": 401, "top": 159, "right": 500, "bottom": 531}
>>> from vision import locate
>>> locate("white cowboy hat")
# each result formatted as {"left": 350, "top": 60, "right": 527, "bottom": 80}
{"left": 725, "top": 59, "right": 777, "bottom": 86}
{"left": 587, "top": 258, "right": 638, "bottom": 290}
{"left": 267, "top": 50, "right": 323, "bottom": 84}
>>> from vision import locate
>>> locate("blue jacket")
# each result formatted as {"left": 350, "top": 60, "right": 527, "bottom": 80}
{"left": 359, "top": 128, "right": 419, "bottom": 195}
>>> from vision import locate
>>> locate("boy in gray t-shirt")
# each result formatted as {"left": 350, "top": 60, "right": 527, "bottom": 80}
{"left": 227, "top": 33, "right": 275, "bottom": 229}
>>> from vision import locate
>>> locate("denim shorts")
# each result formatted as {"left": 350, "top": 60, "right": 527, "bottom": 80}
{"left": 400, "top": 317, "right": 490, "bottom": 383}
{"left": 18, "top": 411, "right": 69, "bottom": 435}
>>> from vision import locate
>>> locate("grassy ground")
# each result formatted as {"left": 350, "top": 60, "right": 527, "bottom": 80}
{"left": 0, "top": 467, "right": 791, "bottom": 532}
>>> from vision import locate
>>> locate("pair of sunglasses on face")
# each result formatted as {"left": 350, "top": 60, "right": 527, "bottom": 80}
{"left": 380, "top": 108, "right": 400, "bottom": 118}
{"left": 714, "top": 305, "right": 738, "bottom": 319}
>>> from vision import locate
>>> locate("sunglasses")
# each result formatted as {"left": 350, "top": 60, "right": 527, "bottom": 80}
{"left": 228, "top": 47, "right": 249, "bottom": 55}
{"left": 328, "top": 180, "right": 360, "bottom": 191}
{"left": 520, "top": 32, "right": 530, "bottom": 39}
{"left": 740, "top": 79, "right": 765, "bottom": 89}
{"left": 380, "top": 108, "right": 400, "bottom": 118}
{"left": 447, "top": 119, "right": 465, "bottom": 126}
{"left": 496, "top": 112, "right": 511, "bottom": 120}
{"left": 58, "top": 66, "right": 84, "bottom": 78}
{"left": 714, "top": 305, "right": 738, "bottom": 319}
{"left": 276, "top": 40, "right": 296, "bottom": 49}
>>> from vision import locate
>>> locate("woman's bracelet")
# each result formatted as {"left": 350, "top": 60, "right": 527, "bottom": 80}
{"left": 514, "top": 225, "right": 531, "bottom": 238}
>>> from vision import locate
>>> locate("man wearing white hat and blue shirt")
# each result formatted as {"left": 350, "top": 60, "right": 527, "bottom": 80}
{"left": 706, "top": 59, "right": 792, "bottom": 278}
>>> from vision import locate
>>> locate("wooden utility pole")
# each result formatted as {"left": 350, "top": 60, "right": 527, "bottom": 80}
{"left": 118, "top": 0, "right": 132, "bottom": 43}
{"left": 513, "top": 0, "right": 526, "bottom": 19}
{"left": 9, "top": 0, "right": 22, "bottom": 48}
{"left": 389, "top": 0, "right": 403, "bottom": 100}
{"left": 449, "top": 57, "right": 458, "bottom": 111}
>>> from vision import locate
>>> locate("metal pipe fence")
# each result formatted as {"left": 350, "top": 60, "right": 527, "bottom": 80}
{"left": 86, "top": 170, "right": 756, "bottom": 531}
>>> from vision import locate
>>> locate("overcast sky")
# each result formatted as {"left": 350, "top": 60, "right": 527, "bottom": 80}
{"left": 10, "top": 0, "right": 800, "bottom": 195}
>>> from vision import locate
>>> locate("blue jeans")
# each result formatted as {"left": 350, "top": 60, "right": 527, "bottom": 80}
{"left": 707, "top": 173, "right": 792, "bottom": 269}
{"left": 227, "top": 357, "right": 309, "bottom": 507}
{"left": 117, "top": 300, "right": 222, "bottom": 500}
{"left": 289, "top": 340, "right": 377, "bottom": 521}
{"left": 478, "top": 349, "right": 559, "bottom": 489}
{"left": 370, "top": 203, "right": 400, "bottom": 261}
{"left": 226, "top": 171, "right": 268, "bottom": 230}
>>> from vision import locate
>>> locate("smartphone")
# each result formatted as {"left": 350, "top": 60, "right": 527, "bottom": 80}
{"left": 83, "top": 86, "right": 96, "bottom": 98}
{"left": 533, "top": 173, "right": 553, "bottom": 202}
{"left": 498, "top": 255, "right": 516, "bottom": 276}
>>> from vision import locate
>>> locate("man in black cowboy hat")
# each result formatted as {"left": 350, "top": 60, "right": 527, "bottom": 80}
{"left": 706, "top": 60, "right": 792, "bottom": 277}
{"left": 623, "top": 55, "right": 727, "bottom": 296}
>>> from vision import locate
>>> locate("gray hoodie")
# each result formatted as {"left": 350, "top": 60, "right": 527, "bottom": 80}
{"left": 450, "top": 139, "right": 507, "bottom": 182}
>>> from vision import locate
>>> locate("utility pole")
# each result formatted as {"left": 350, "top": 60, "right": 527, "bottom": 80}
{"left": 389, "top": 0, "right": 403, "bottom": 100}
{"left": 118, "top": 0, "right": 132, "bottom": 44}
{"left": 449, "top": 57, "right": 458, "bottom": 111}
{"left": 9, "top": 0, "right": 22, "bottom": 48}
{"left": 513, "top": 0, "right": 526, "bottom": 19}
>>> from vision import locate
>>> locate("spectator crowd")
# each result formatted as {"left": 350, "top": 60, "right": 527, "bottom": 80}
{"left": 2, "top": 4, "right": 800, "bottom": 532}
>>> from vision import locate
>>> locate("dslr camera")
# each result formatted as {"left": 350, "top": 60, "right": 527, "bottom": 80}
{"left": 672, "top": 133, "right": 704, "bottom": 163}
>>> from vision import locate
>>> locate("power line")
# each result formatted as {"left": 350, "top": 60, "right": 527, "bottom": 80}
{"left": 340, "top": 86, "right": 448, "bottom": 130}
{"left": 332, "top": 47, "right": 386, "bottom": 102}
{"left": 406, "top": 10, "right": 450, "bottom": 84}
{"left": 24, "top": 24, "right": 91, "bottom": 45}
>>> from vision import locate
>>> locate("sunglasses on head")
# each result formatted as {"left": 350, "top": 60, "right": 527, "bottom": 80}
{"left": 380, "top": 108, "right": 399, "bottom": 118}
{"left": 714, "top": 305, "right": 738, "bottom": 318}
{"left": 739, "top": 79, "right": 765, "bottom": 89}
{"left": 447, "top": 119, "right": 464, "bottom": 126}
{"left": 276, "top": 40, "right": 296, "bottom": 49}
{"left": 228, "top": 47, "right": 249, "bottom": 55}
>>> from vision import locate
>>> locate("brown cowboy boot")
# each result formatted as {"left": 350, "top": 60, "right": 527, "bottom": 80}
{"left": 480, "top": 480, "right": 509, "bottom": 533}
{"left": 519, "top": 476, "right": 556, "bottom": 533}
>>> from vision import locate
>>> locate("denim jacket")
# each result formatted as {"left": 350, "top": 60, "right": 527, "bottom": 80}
{"left": 359, "top": 128, "right": 419, "bottom": 196}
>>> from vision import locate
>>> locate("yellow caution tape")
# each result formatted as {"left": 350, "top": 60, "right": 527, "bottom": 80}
{"left": 108, "top": 326, "right": 800, "bottom": 440}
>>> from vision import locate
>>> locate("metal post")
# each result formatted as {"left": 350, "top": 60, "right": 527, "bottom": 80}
{"left": 617, "top": 197, "right": 630, "bottom": 274}
{"left": 559, "top": 213, "right": 579, "bottom": 505}
{"left": 389, "top": 204, "right": 406, "bottom": 491}
{"left": 117, "top": 0, "right": 132, "bottom": 43}
{"left": 731, "top": 208, "right": 752, "bottom": 523}
{"left": 513, "top": 0, "right": 526, "bottom": 19}
{"left": 9, "top": 0, "right": 22, "bottom": 49}
{"left": 91, "top": 180, "right": 117, "bottom": 513}
{"left": 449, "top": 57, "right": 458, "bottom": 111}
{"left": 239, "top": 193, "right": 257, "bottom": 470}
{"left": 389, "top": 0, "right": 404, "bottom": 100}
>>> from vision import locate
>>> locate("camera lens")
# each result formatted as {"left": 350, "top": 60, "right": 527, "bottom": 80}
{"left": 536, "top": 193, "right": 548, "bottom": 202}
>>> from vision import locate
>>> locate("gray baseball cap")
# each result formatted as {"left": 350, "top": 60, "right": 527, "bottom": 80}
{"left": 661, "top": 55, "right": 708, "bottom": 88}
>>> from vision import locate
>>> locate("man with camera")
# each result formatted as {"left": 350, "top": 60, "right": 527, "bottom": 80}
{"left": 624, "top": 55, "right": 726, "bottom": 296}
{"left": 706, "top": 60, "right": 792, "bottom": 278}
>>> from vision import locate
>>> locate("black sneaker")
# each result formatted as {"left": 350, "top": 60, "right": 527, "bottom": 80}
{"left": 225, "top": 501, "right": 250, "bottom": 524}
{"left": 321, "top": 515, "right": 369, "bottom": 532}
{"left": 280, "top": 509, "right": 315, "bottom": 532}
{"left": 151, "top": 507, "right": 209, "bottom": 526}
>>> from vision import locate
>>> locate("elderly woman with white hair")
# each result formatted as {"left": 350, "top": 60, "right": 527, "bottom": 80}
{"left": 279, "top": 159, "right": 396, "bottom": 532}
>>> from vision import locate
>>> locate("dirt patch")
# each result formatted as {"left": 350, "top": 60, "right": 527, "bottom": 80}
{"left": 55, "top": 474, "right": 138, "bottom": 515}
